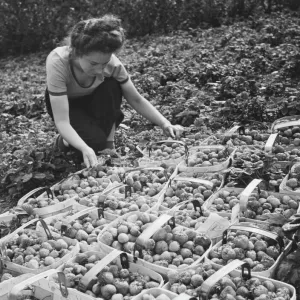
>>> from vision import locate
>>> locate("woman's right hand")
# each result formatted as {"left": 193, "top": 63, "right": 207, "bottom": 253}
{"left": 82, "top": 146, "right": 98, "bottom": 168}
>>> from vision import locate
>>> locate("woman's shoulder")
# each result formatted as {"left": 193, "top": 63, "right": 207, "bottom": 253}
{"left": 46, "top": 46, "right": 71, "bottom": 66}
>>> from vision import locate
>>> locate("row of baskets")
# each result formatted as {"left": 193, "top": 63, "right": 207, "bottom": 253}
{"left": 2, "top": 116, "right": 300, "bottom": 299}
{"left": 0, "top": 214, "right": 296, "bottom": 300}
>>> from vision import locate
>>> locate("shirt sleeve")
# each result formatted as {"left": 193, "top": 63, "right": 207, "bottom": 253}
{"left": 108, "top": 55, "right": 130, "bottom": 84}
{"left": 46, "top": 51, "right": 68, "bottom": 96}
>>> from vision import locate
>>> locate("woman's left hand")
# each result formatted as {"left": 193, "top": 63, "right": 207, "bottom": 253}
{"left": 162, "top": 123, "right": 185, "bottom": 138}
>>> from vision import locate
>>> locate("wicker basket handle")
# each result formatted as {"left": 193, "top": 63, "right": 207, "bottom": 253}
{"left": 17, "top": 187, "right": 54, "bottom": 206}
{"left": 264, "top": 133, "right": 279, "bottom": 152}
{"left": 200, "top": 260, "right": 251, "bottom": 300}
{"left": 239, "top": 179, "right": 262, "bottom": 212}
{"left": 78, "top": 249, "right": 121, "bottom": 292}
{"left": 271, "top": 115, "right": 300, "bottom": 132}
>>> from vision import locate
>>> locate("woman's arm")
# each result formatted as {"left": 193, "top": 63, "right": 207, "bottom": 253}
{"left": 121, "top": 78, "right": 184, "bottom": 137}
{"left": 49, "top": 94, "right": 98, "bottom": 167}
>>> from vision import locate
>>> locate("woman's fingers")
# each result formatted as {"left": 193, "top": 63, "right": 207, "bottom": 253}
{"left": 174, "top": 125, "right": 184, "bottom": 137}
{"left": 82, "top": 146, "right": 98, "bottom": 168}
{"left": 167, "top": 126, "right": 175, "bottom": 138}
{"left": 165, "top": 125, "right": 184, "bottom": 138}
{"left": 83, "top": 155, "right": 91, "bottom": 168}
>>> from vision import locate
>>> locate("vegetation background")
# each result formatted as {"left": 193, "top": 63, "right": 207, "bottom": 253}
{"left": 1, "top": 0, "right": 300, "bottom": 211}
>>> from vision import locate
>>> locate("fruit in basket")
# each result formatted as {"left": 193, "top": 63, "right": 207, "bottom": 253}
{"left": 4, "top": 229, "right": 75, "bottom": 269}
{"left": 55, "top": 253, "right": 160, "bottom": 299}
{"left": 207, "top": 273, "right": 292, "bottom": 300}
{"left": 187, "top": 148, "right": 229, "bottom": 167}
{"left": 167, "top": 256, "right": 292, "bottom": 300}
{"left": 145, "top": 143, "right": 186, "bottom": 161}
{"left": 208, "top": 190, "right": 239, "bottom": 213}
{"left": 225, "top": 128, "right": 269, "bottom": 148}
{"left": 47, "top": 213, "right": 110, "bottom": 248}
{"left": 140, "top": 227, "right": 210, "bottom": 269}
{"left": 243, "top": 191, "right": 299, "bottom": 219}
{"left": 101, "top": 189, "right": 160, "bottom": 215}
{"left": 166, "top": 262, "right": 217, "bottom": 296}
{"left": 53, "top": 171, "right": 113, "bottom": 202}
{"left": 208, "top": 231, "right": 280, "bottom": 271}
{"left": 125, "top": 168, "right": 174, "bottom": 197}
{"left": 99, "top": 213, "right": 211, "bottom": 269}
{"left": 161, "top": 179, "right": 215, "bottom": 209}
{"left": 275, "top": 126, "right": 300, "bottom": 148}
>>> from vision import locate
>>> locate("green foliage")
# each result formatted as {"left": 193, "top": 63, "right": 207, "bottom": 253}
{"left": 2, "top": 10, "right": 300, "bottom": 211}
{"left": 1, "top": 0, "right": 300, "bottom": 56}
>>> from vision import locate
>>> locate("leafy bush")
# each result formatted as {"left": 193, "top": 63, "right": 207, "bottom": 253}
{"left": 1, "top": 0, "right": 299, "bottom": 57}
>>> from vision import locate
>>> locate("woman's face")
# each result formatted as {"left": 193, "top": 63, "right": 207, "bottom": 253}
{"left": 78, "top": 51, "right": 112, "bottom": 76}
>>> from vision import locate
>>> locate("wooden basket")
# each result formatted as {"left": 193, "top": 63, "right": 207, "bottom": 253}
{"left": 205, "top": 224, "right": 287, "bottom": 278}
{"left": 17, "top": 186, "right": 82, "bottom": 219}
{"left": 223, "top": 124, "right": 271, "bottom": 149}
{"left": 47, "top": 248, "right": 164, "bottom": 296}
{"left": 138, "top": 139, "right": 189, "bottom": 167}
{"left": 0, "top": 267, "right": 34, "bottom": 300}
{"left": 0, "top": 218, "right": 80, "bottom": 275}
{"left": 97, "top": 212, "right": 212, "bottom": 278}
{"left": 199, "top": 259, "right": 296, "bottom": 300}
{"left": 204, "top": 178, "right": 300, "bottom": 225}
{"left": 279, "top": 162, "right": 300, "bottom": 196}
{"left": 7, "top": 269, "right": 91, "bottom": 300}
{"left": 178, "top": 145, "right": 235, "bottom": 173}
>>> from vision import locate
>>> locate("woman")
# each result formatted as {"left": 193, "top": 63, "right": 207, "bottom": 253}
{"left": 45, "top": 14, "right": 184, "bottom": 168}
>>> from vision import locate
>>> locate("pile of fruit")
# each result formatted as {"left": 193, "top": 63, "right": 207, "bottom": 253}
{"left": 46, "top": 210, "right": 110, "bottom": 248}
{"left": 160, "top": 179, "right": 215, "bottom": 209}
{"left": 274, "top": 126, "right": 300, "bottom": 148}
{"left": 186, "top": 147, "right": 231, "bottom": 168}
{"left": 52, "top": 252, "right": 161, "bottom": 299}
{"left": 3, "top": 228, "right": 77, "bottom": 269}
{"left": 206, "top": 187, "right": 300, "bottom": 220}
{"left": 143, "top": 142, "right": 187, "bottom": 161}
{"left": 208, "top": 275, "right": 292, "bottom": 300}
{"left": 242, "top": 190, "right": 299, "bottom": 220}
{"left": 282, "top": 164, "right": 300, "bottom": 192}
{"left": 171, "top": 201, "right": 209, "bottom": 229}
{"left": 124, "top": 167, "right": 175, "bottom": 197}
{"left": 223, "top": 127, "right": 270, "bottom": 148}
{"left": 134, "top": 225, "right": 211, "bottom": 269}
{"left": 233, "top": 147, "right": 267, "bottom": 170}
{"left": 101, "top": 186, "right": 160, "bottom": 215}
{"left": 204, "top": 189, "right": 240, "bottom": 214}
{"left": 208, "top": 229, "right": 281, "bottom": 272}
{"left": 166, "top": 262, "right": 218, "bottom": 296}
{"left": 99, "top": 212, "right": 211, "bottom": 270}
{"left": 99, "top": 212, "right": 157, "bottom": 254}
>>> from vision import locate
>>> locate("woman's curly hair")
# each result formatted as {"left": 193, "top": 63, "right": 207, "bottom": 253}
{"left": 64, "top": 14, "right": 125, "bottom": 56}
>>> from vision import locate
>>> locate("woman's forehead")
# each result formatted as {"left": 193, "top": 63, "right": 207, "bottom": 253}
{"left": 84, "top": 51, "right": 112, "bottom": 63}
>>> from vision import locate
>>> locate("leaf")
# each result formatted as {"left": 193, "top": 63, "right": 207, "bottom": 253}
{"left": 281, "top": 106, "right": 289, "bottom": 115}
{"left": 257, "top": 213, "right": 289, "bottom": 226}
{"left": 22, "top": 173, "right": 33, "bottom": 182}
{"left": 33, "top": 173, "right": 46, "bottom": 180}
